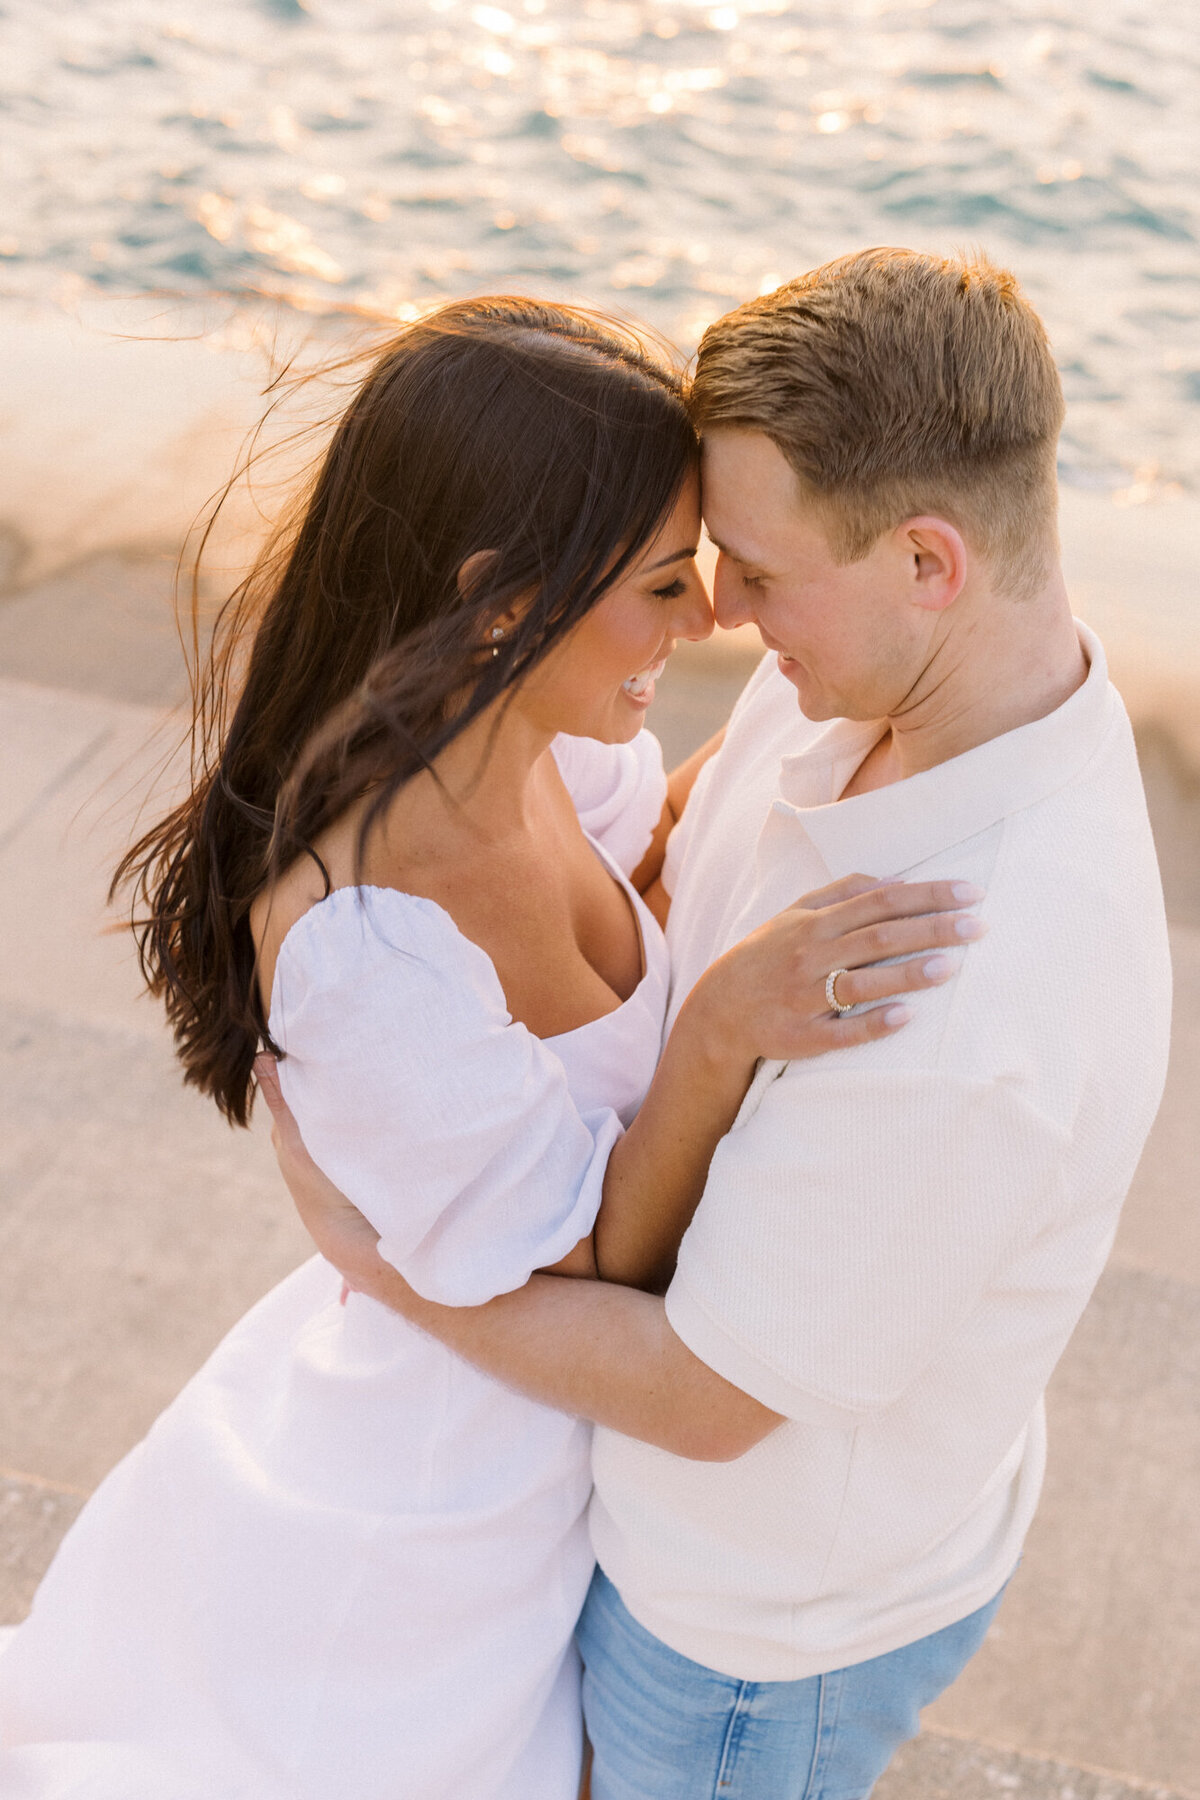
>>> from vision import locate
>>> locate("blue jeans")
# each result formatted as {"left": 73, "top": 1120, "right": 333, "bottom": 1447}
{"left": 576, "top": 1567, "right": 1008, "bottom": 1800}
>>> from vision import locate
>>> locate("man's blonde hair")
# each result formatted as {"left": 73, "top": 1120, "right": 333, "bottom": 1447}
{"left": 691, "top": 248, "right": 1065, "bottom": 596}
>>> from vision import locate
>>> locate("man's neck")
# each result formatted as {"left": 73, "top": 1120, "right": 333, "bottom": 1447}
{"left": 842, "top": 572, "right": 1087, "bottom": 799}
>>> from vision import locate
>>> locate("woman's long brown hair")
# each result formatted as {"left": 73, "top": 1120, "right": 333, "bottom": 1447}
{"left": 114, "top": 296, "right": 698, "bottom": 1126}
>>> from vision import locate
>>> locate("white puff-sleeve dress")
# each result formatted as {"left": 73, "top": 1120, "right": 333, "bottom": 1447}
{"left": 0, "top": 733, "right": 671, "bottom": 1800}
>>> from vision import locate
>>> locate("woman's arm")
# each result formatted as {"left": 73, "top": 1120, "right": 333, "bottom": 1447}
{"left": 629, "top": 727, "right": 726, "bottom": 909}
{"left": 564, "top": 873, "right": 985, "bottom": 1292}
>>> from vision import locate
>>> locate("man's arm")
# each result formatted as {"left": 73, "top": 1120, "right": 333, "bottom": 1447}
{"left": 254, "top": 1059, "right": 781, "bottom": 1461}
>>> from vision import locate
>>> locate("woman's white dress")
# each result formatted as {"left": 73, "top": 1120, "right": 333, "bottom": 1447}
{"left": 0, "top": 733, "right": 670, "bottom": 1800}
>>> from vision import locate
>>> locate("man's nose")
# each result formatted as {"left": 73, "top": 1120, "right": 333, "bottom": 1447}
{"left": 712, "top": 554, "right": 754, "bottom": 631}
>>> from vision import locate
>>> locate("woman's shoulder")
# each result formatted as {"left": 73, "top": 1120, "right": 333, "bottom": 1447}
{"left": 249, "top": 844, "right": 332, "bottom": 1008}
{"left": 268, "top": 884, "right": 510, "bottom": 1040}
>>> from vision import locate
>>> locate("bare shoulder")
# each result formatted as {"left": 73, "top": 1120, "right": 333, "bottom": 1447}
{"left": 249, "top": 808, "right": 363, "bottom": 1013}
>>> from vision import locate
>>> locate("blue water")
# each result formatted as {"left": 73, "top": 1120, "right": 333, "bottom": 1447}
{"left": 2, "top": 0, "right": 1197, "bottom": 488}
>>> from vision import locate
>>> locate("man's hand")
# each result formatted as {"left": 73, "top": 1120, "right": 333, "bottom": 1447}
{"left": 254, "top": 1054, "right": 395, "bottom": 1303}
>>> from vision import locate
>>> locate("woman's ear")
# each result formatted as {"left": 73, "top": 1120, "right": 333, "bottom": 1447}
{"left": 458, "top": 552, "right": 534, "bottom": 649}
{"left": 458, "top": 549, "right": 519, "bottom": 654}
{"left": 895, "top": 516, "right": 967, "bottom": 613}
{"left": 457, "top": 549, "right": 498, "bottom": 601}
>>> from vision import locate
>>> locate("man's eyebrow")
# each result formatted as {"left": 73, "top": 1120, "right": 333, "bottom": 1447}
{"left": 644, "top": 543, "right": 699, "bottom": 572}
{"left": 704, "top": 532, "right": 756, "bottom": 564}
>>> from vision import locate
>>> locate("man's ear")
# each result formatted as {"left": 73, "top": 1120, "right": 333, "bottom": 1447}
{"left": 894, "top": 516, "right": 967, "bottom": 613}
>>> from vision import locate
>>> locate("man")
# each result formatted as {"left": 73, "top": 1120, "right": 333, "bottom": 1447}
{"left": 259, "top": 249, "right": 1171, "bottom": 1796}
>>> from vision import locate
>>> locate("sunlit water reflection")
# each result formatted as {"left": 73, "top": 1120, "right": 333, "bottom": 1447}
{"left": 2, "top": 0, "right": 1197, "bottom": 488}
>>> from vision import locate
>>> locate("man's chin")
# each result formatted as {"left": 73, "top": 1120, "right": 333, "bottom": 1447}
{"left": 776, "top": 653, "right": 836, "bottom": 718}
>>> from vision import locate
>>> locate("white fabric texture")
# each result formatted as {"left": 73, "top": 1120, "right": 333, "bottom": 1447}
{"left": 272, "top": 888, "right": 625, "bottom": 1308}
{"left": 0, "top": 733, "right": 671, "bottom": 1800}
{"left": 550, "top": 728, "right": 666, "bottom": 876}
{"left": 590, "top": 628, "right": 1172, "bottom": 1680}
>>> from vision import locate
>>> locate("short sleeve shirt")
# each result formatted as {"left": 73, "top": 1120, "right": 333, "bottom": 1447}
{"left": 589, "top": 629, "right": 1172, "bottom": 1680}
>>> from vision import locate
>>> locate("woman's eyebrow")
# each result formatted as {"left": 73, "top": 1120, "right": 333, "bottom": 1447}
{"left": 644, "top": 543, "right": 699, "bottom": 571}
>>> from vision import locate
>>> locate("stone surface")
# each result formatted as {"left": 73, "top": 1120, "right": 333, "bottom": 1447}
{"left": 1112, "top": 924, "right": 1200, "bottom": 1287}
{"left": 0, "top": 678, "right": 116, "bottom": 847}
{"left": 0, "top": 553, "right": 199, "bottom": 710}
{"left": 878, "top": 1731, "right": 1192, "bottom": 1800}
{"left": 1136, "top": 726, "right": 1200, "bottom": 930}
{"left": 0, "top": 1001, "right": 311, "bottom": 1497}
{"left": 0, "top": 680, "right": 188, "bottom": 1038}
{"left": 0, "top": 1476, "right": 85, "bottom": 1627}
{"left": 922, "top": 1259, "right": 1200, "bottom": 1794}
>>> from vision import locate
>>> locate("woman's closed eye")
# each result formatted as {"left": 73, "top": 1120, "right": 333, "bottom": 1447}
{"left": 652, "top": 578, "right": 687, "bottom": 599}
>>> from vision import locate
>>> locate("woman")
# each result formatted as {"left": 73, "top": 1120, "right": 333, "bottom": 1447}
{"left": 0, "top": 299, "right": 972, "bottom": 1799}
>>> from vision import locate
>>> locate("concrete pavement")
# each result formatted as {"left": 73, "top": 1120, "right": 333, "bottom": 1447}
{"left": 0, "top": 554, "right": 1197, "bottom": 1798}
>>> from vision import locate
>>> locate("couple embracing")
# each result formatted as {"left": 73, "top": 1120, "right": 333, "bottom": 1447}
{"left": 0, "top": 249, "right": 1170, "bottom": 1800}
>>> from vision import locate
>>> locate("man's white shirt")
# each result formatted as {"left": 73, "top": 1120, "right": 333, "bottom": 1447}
{"left": 589, "top": 625, "right": 1171, "bottom": 1680}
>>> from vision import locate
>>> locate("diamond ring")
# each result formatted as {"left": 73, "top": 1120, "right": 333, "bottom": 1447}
{"left": 825, "top": 968, "right": 853, "bottom": 1014}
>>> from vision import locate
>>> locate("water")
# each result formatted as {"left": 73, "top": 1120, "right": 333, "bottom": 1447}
{"left": 2, "top": 0, "right": 1197, "bottom": 493}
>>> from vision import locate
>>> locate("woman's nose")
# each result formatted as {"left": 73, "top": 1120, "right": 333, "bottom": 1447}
{"left": 676, "top": 566, "right": 715, "bottom": 643}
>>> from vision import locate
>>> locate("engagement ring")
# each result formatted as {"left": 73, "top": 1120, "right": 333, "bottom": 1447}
{"left": 825, "top": 968, "right": 853, "bottom": 1014}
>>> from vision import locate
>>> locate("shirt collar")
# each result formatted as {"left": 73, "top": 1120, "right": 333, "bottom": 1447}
{"left": 771, "top": 622, "right": 1117, "bottom": 879}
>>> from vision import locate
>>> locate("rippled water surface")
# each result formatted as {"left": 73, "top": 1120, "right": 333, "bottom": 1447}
{"left": 2, "top": 0, "right": 1197, "bottom": 486}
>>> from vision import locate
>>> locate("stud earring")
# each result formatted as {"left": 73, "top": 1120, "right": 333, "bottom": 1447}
{"left": 491, "top": 625, "right": 504, "bottom": 659}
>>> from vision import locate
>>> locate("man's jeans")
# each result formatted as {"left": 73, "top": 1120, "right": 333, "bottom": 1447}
{"left": 576, "top": 1566, "right": 1008, "bottom": 1800}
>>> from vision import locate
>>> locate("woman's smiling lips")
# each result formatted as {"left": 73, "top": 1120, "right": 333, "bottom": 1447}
{"left": 622, "top": 656, "right": 668, "bottom": 707}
